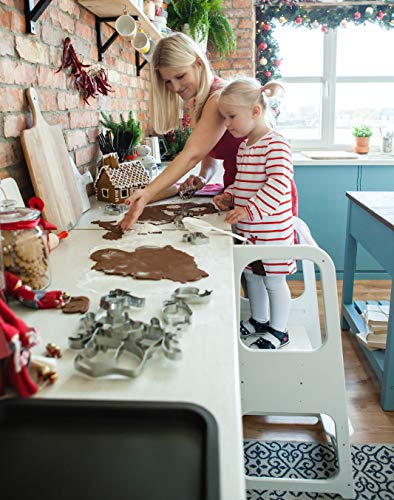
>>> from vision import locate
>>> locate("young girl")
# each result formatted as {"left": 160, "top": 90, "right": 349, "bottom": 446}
{"left": 213, "top": 78, "right": 296, "bottom": 350}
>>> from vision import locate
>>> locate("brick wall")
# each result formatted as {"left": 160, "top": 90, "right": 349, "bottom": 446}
{"left": 0, "top": 0, "right": 255, "bottom": 201}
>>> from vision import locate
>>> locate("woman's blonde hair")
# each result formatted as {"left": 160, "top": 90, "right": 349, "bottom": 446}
{"left": 219, "top": 77, "right": 285, "bottom": 122}
{"left": 149, "top": 32, "right": 213, "bottom": 134}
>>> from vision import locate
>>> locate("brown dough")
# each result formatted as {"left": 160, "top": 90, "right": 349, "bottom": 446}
{"left": 91, "top": 220, "right": 124, "bottom": 240}
{"left": 139, "top": 202, "right": 218, "bottom": 224}
{"left": 62, "top": 296, "right": 90, "bottom": 314}
{"left": 90, "top": 245, "right": 208, "bottom": 283}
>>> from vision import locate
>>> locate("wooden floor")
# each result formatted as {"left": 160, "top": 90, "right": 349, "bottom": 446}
{"left": 243, "top": 280, "right": 394, "bottom": 445}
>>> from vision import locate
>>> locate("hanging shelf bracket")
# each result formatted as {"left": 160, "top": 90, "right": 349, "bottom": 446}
{"left": 96, "top": 15, "right": 147, "bottom": 76}
{"left": 24, "top": 0, "right": 53, "bottom": 34}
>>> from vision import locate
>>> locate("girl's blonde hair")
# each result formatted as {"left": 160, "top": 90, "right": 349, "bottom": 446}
{"left": 149, "top": 32, "right": 213, "bottom": 134}
{"left": 219, "top": 77, "right": 285, "bottom": 121}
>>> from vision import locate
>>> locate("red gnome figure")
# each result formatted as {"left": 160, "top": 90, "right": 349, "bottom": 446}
{"left": 0, "top": 297, "right": 38, "bottom": 397}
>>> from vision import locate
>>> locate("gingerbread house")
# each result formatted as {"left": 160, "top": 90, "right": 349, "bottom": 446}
{"left": 95, "top": 159, "right": 150, "bottom": 204}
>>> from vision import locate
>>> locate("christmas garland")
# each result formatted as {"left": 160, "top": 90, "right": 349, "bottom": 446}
{"left": 255, "top": 1, "right": 394, "bottom": 84}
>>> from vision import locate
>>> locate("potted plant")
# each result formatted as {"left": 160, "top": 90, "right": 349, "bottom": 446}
{"left": 160, "top": 115, "right": 192, "bottom": 162}
{"left": 353, "top": 125, "right": 373, "bottom": 154}
{"left": 99, "top": 111, "right": 142, "bottom": 162}
{"left": 167, "top": 0, "right": 236, "bottom": 57}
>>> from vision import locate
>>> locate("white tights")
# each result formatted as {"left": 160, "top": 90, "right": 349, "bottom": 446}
{"left": 244, "top": 270, "right": 291, "bottom": 332}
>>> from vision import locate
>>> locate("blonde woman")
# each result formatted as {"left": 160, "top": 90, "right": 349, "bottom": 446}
{"left": 119, "top": 32, "right": 246, "bottom": 229}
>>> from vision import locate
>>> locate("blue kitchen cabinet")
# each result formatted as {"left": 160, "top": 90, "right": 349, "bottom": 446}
{"left": 294, "top": 164, "right": 358, "bottom": 279}
{"left": 294, "top": 162, "right": 393, "bottom": 279}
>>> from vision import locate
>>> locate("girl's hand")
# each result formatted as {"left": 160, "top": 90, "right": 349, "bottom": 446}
{"left": 225, "top": 207, "right": 248, "bottom": 224}
{"left": 178, "top": 174, "right": 206, "bottom": 194}
{"left": 213, "top": 192, "right": 233, "bottom": 211}
{"left": 118, "top": 189, "right": 148, "bottom": 230}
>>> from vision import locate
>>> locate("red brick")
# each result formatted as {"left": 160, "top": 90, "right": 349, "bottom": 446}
{"left": 0, "top": 0, "right": 15, "bottom": 7}
{"left": 49, "top": 9, "right": 75, "bottom": 34}
{"left": 37, "top": 89, "right": 58, "bottom": 111}
{"left": 11, "top": 10, "right": 25, "bottom": 32}
{"left": 86, "top": 128, "right": 99, "bottom": 144}
{"left": 37, "top": 66, "right": 66, "bottom": 88}
{"left": 4, "top": 114, "right": 28, "bottom": 138}
{"left": 233, "top": 0, "right": 250, "bottom": 8}
{"left": 15, "top": 36, "right": 48, "bottom": 64}
{"left": 57, "top": 91, "right": 81, "bottom": 111}
{"left": 58, "top": 0, "right": 79, "bottom": 16}
{"left": 75, "top": 144, "right": 99, "bottom": 167}
{"left": 0, "top": 60, "right": 36, "bottom": 85}
{"left": 238, "top": 18, "right": 253, "bottom": 29}
{"left": 0, "top": 87, "right": 24, "bottom": 112}
{"left": 0, "top": 7, "right": 12, "bottom": 29}
{"left": 69, "top": 111, "right": 99, "bottom": 129}
{"left": 65, "top": 129, "right": 86, "bottom": 150}
{"left": 0, "top": 31, "right": 13, "bottom": 56}
{"left": 0, "top": 141, "right": 22, "bottom": 167}
{"left": 75, "top": 20, "right": 93, "bottom": 41}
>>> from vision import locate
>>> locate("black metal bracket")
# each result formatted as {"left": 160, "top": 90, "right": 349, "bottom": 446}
{"left": 95, "top": 15, "right": 148, "bottom": 76}
{"left": 24, "top": 0, "right": 53, "bottom": 34}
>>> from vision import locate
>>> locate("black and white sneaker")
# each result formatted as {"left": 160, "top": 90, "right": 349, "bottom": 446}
{"left": 249, "top": 327, "right": 289, "bottom": 350}
{"left": 240, "top": 317, "right": 270, "bottom": 337}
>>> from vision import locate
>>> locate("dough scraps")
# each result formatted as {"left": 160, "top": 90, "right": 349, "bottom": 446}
{"left": 139, "top": 202, "right": 218, "bottom": 224}
{"left": 62, "top": 296, "right": 90, "bottom": 314}
{"left": 90, "top": 245, "right": 208, "bottom": 283}
{"left": 91, "top": 220, "right": 124, "bottom": 240}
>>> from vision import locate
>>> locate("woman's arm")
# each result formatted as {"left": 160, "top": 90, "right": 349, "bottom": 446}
{"left": 178, "top": 155, "right": 220, "bottom": 193}
{"left": 119, "top": 96, "right": 226, "bottom": 229}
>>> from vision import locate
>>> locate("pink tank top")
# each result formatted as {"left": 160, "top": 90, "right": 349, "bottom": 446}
{"left": 207, "top": 77, "right": 298, "bottom": 216}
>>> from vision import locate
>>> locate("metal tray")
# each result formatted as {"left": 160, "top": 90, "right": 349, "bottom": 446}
{"left": 0, "top": 399, "right": 220, "bottom": 500}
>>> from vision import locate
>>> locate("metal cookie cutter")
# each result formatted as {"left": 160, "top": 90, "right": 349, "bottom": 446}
{"left": 172, "top": 287, "right": 212, "bottom": 305}
{"left": 100, "top": 289, "right": 145, "bottom": 311}
{"left": 182, "top": 231, "right": 209, "bottom": 245}
{"left": 162, "top": 299, "right": 192, "bottom": 330}
{"left": 104, "top": 203, "right": 127, "bottom": 215}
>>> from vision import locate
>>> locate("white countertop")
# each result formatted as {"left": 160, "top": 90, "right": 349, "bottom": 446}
{"left": 15, "top": 198, "right": 246, "bottom": 500}
{"left": 293, "top": 152, "right": 394, "bottom": 166}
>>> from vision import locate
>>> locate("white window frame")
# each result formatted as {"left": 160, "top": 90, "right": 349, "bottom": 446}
{"left": 281, "top": 28, "right": 394, "bottom": 150}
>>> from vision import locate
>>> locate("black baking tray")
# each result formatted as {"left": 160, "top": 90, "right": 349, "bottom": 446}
{"left": 0, "top": 399, "right": 220, "bottom": 500}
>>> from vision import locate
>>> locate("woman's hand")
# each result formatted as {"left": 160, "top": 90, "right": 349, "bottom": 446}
{"left": 118, "top": 189, "right": 148, "bottom": 230}
{"left": 213, "top": 192, "right": 233, "bottom": 211}
{"left": 178, "top": 174, "right": 206, "bottom": 194}
{"left": 225, "top": 207, "right": 248, "bottom": 224}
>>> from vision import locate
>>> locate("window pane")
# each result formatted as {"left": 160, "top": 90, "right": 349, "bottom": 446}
{"left": 335, "top": 82, "right": 394, "bottom": 145}
{"left": 274, "top": 23, "right": 324, "bottom": 77}
{"left": 337, "top": 23, "right": 394, "bottom": 77}
{"left": 278, "top": 83, "right": 322, "bottom": 140}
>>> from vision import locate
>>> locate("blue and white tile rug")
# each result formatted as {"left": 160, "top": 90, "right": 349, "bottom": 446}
{"left": 244, "top": 440, "right": 394, "bottom": 499}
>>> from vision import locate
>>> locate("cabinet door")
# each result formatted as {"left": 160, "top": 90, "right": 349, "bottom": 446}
{"left": 355, "top": 164, "right": 394, "bottom": 275}
{"left": 295, "top": 165, "right": 358, "bottom": 275}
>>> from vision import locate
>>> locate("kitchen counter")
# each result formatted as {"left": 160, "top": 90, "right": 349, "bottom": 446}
{"left": 14, "top": 198, "right": 246, "bottom": 500}
{"left": 293, "top": 152, "right": 394, "bottom": 166}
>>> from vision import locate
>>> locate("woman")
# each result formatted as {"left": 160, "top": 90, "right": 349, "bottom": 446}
{"left": 119, "top": 32, "right": 244, "bottom": 230}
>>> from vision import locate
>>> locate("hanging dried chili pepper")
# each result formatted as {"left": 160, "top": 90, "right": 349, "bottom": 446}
{"left": 56, "top": 37, "right": 113, "bottom": 104}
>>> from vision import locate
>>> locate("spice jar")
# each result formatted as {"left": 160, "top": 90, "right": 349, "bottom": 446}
{"left": 0, "top": 200, "right": 50, "bottom": 291}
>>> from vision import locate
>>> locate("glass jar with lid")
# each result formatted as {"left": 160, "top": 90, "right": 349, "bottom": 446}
{"left": 0, "top": 200, "right": 50, "bottom": 291}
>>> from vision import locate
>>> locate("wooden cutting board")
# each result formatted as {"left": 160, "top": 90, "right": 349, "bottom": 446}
{"left": 21, "top": 88, "right": 83, "bottom": 231}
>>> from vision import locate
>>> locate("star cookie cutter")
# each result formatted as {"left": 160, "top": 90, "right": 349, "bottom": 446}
{"left": 172, "top": 287, "right": 212, "bottom": 304}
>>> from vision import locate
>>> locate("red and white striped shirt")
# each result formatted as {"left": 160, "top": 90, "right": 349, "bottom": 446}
{"left": 225, "top": 130, "right": 296, "bottom": 276}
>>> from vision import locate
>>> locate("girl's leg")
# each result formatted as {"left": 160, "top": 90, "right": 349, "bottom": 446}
{"left": 240, "top": 269, "right": 270, "bottom": 336}
{"left": 262, "top": 275, "right": 291, "bottom": 333}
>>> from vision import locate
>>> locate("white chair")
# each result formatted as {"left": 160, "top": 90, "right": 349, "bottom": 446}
{"left": 234, "top": 217, "right": 355, "bottom": 499}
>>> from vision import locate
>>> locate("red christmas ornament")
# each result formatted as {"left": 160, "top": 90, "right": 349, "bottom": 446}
{"left": 377, "top": 10, "right": 384, "bottom": 20}
{"left": 259, "top": 42, "right": 268, "bottom": 51}
{"left": 274, "top": 59, "right": 281, "bottom": 67}
{"left": 354, "top": 11, "right": 361, "bottom": 20}
{"left": 263, "top": 24, "right": 270, "bottom": 31}
{"left": 321, "top": 25, "right": 328, "bottom": 32}
{"left": 295, "top": 16, "right": 302, "bottom": 24}
{"left": 264, "top": 70, "right": 271, "bottom": 77}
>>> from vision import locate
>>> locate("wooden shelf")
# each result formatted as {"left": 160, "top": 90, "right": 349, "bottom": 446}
{"left": 78, "top": 0, "right": 163, "bottom": 42}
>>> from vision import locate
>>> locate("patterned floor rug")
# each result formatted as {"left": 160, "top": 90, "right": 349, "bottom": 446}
{"left": 244, "top": 440, "right": 394, "bottom": 499}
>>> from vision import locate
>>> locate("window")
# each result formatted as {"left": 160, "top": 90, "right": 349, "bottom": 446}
{"left": 274, "top": 22, "right": 394, "bottom": 150}
{"left": 121, "top": 188, "right": 128, "bottom": 198}
{"left": 101, "top": 188, "right": 109, "bottom": 198}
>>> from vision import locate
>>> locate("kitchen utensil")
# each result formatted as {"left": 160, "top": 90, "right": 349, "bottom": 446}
{"left": 143, "top": 136, "right": 167, "bottom": 164}
{"left": 182, "top": 216, "right": 249, "bottom": 243}
{"left": 0, "top": 178, "right": 25, "bottom": 207}
{"left": 69, "top": 156, "right": 91, "bottom": 213}
{"left": 21, "top": 88, "right": 83, "bottom": 231}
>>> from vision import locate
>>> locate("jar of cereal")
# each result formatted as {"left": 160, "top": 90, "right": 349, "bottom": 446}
{"left": 0, "top": 200, "right": 50, "bottom": 291}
